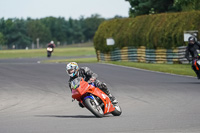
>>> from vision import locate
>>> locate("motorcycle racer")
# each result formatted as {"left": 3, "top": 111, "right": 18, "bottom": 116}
{"left": 47, "top": 40, "right": 56, "bottom": 48}
{"left": 66, "top": 62, "right": 118, "bottom": 107}
{"left": 185, "top": 36, "right": 200, "bottom": 79}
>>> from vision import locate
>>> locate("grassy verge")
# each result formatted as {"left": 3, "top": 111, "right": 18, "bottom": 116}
{"left": 44, "top": 58, "right": 195, "bottom": 77}
{"left": 0, "top": 47, "right": 96, "bottom": 59}
{"left": 0, "top": 47, "right": 195, "bottom": 77}
{"left": 42, "top": 57, "right": 98, "bottom": 64}
{"left": 106, "top": 61, "right": 195, "bottom": 77}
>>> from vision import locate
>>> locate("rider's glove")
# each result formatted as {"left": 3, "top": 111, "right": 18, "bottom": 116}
{"left": 89, "top": 77, "right": 96, "bottom": 83}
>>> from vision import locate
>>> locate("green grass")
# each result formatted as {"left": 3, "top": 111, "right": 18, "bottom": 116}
{"left": 42, "top": 57, "right": 98, "bottom": 64}
{"left": 0, "top": 47, "right": 96, "bottom": 59}
{"left": 44, "top": 57, "right": 195, "bottom": 77}
{"left": 106, "top": 61, "right": 195, "bottom": 77}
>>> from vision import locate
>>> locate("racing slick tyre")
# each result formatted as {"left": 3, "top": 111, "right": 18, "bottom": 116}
{"left": 83, "top": 98, "right": 104, "bottom": 118}
{"left": 111, "top": 104, "right": 122, "bottom": 116}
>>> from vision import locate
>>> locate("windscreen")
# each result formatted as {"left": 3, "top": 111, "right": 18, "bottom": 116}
{"left": 71, "top": 77, "right": 82, "bottom": 89}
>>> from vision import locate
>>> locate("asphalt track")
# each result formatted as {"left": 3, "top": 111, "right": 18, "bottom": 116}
{"left": 0, "top": 58, "right": 200, "bottom": 133}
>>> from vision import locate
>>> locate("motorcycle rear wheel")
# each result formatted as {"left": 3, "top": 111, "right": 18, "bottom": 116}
{"left": 84, "top": 98, "right": 104, "bottom": 118}
{"left": 111, "top": 104, "right": 122, "bottom": 116}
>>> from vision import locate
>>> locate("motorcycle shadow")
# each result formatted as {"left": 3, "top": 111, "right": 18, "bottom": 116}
{"left": 35, "top": 115, "right": 110, "bottom": 119}
{"left": 171, "top": 81, "right": 200, "bottom": 84}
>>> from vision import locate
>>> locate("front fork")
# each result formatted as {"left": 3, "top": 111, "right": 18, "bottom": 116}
{"left": 84, "top": 94, "right": 99, "bottom": 106}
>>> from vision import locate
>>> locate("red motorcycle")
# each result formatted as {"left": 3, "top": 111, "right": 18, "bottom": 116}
{"left": 71, "top": 77, "right": 122, "bottom": 118}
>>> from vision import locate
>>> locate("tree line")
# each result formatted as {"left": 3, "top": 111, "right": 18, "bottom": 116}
{"left": 0, "top": 14, "right": 107, "bottom": 49}
{"left": 2, "top": 0, "right": 200, "bottom": 49}
{"left": 125, "top": 0, "right": 200, "bottom": 17}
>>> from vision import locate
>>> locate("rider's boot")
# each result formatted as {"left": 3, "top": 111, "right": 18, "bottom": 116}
{"left": 97, "top": 81, "right": 118, "bottom": 104}
{"left": 102, "top": 84, "right": 118, "bottom": 104}
{"left": 108, "top": 93, "right": 118, "bottom": 104}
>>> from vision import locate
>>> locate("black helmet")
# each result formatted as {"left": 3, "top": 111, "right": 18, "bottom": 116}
{"left": 188, "top": 36, "right": 196, "bottom": 42}
{"left": 188, "top": 36, "right": 197, "bottom": 45}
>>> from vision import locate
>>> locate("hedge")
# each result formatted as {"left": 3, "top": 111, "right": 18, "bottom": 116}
{"left": 94, "top": 11, "right": 200, "bottom": 53}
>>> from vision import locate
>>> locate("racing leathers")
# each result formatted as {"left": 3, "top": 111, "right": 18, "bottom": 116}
{"left": 47, "top": 43, "right": 56, "bottom": 49}
{"left": 68, "top": 67, "right": 116, "bottom": 104}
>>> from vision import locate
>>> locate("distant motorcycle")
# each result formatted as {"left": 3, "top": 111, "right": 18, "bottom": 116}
{"left": 71, "top": 77, "right": 122, "bottom": 118}
{"left": 193, "top": 50, "right": 200, "bottom": 77}
{"left": 47, "top": 47, "right": 53, "bottom": 57}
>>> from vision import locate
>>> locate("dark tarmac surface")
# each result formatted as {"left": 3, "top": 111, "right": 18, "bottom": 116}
{"left": 0, "top": 58, "right": 200, "bottom": 133}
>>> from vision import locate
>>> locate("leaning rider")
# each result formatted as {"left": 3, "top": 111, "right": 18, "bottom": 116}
{"left": 47, "top": 40, "right": 56, "bottom": 48}
{"left": 185, "top": 36, "right": 200, "bottom": 79}
{"left": 66, "top": 62, "right": 118, "bottom": 107}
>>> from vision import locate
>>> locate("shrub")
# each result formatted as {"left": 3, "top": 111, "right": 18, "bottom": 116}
{"left": 94, "top": 11, "right": 200, "bottom": 53}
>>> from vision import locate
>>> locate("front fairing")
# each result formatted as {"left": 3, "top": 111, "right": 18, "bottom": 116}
{"left": 71, "top": 78, "right": 91, "bottom": 99}
{"left": 47, "top": 47, "right": 53, "bottom": 52}
{"left": 88, "top": 87, "right": 115, "bottom": 114}
{"left": 71, "top": 78, "right": 115, "bottom": 114}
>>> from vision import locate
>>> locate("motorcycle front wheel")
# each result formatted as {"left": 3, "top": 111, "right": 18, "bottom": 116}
{"left": 47, "top": 51, "right": 51, "bottom": 57}
{"left": 83, "top": 98, "right": 104, "bottom": 118}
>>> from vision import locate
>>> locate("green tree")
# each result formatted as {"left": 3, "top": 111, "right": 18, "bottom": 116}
{"left": 0, "top": 18, "right": 7, "bottom": 47}
{"left": 82, "top": 14, "right": 105, "bottom": 41}
{"left": 3, "top": 18, "right": 31, "bottom": 49}
{"left": 174, "top": 0, "right": 200, "bottom": 11}
{"left": 65, "top": 17, "right": 85, "bottom": 44}
{"left": 40, "top": 17, "right": 69, "bottom": 44}
{"left": 27, "top": 19, "right": 51, "bottom": 46}
{"left": 0, "top": 15, "right": 106, "bottom": 49}
{"left": 0, "top": 18, "right": 6, "bottom": 35}
{"left": 0, "top": 32, "right": 6, "bottom": 46}
{"left": 125, "top": 0, "right": 175, "bottom": 17}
